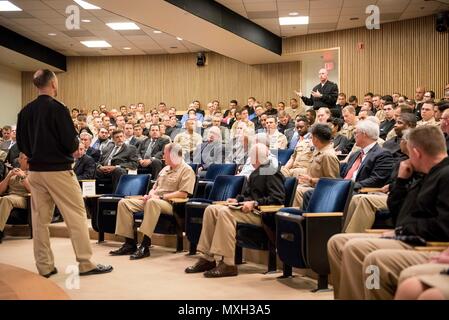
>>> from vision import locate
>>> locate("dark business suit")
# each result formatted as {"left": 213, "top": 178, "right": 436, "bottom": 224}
{"left": 5, "top": 143, "right": 20, "bottom": 167}
{"left": 301, "top": 81, "right": 339, "bottom": 110}
{"left": 136, "top": 137, "right": 168, "bottom": 178}
{"left": 96, "top": 143, "right": 139, "bottom": 190}
{"left": 127, "top": 136, "right": 141, "bottom": 148}
{"left": 74, "top": 154, "right": 96, "bottom": 180}
{"left": 341, "top": 143, "right": 394, "bottom": 190}
{"left": 192, "top": 141, "right": 224, "bottom": 170}
{"left": 284, "top": 128, "right": 296, "bottom": 144}
{"left": 86, "top": 147, "right": 100, "bottom": 163}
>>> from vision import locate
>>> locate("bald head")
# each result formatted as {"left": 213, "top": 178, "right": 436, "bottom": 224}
{"left": 249, "top": 143, "right": 269, "bottom": 168}
{"left": 319, "top": 68, "right": 329, "bottom": 83}
{"left": 33, "top": 69, "right": 58, "bottom": 97}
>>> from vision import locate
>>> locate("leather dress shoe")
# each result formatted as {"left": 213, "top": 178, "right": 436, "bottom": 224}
{"left": 0, "top": 230, "right": 4, "bottom": 244}
{"left": 42, "top": 268, "right": 58, "bottom": 278}
{"left": 185, "top": 258, "right": 216, "bottom": 273}
{"left": 130, "top": 246, "right": 150, "bottom": 260}
{"left": 109, "top": 244, "right": 137, "bottom": 256}
{"left": 203, "top": 261, "right": 238, "bottom": 278}
{"left": 79, "top": 264, "right": 113, "bottom": 276}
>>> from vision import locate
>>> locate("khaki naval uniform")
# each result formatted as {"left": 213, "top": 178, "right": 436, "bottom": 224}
{"left": 267, "top": 130, "right": 288, "bottom": 150}
{"left": 280, "top": 135, "right": 314, "bottom": 177}
{"left": 115, "top": 162, "right": 195, "bottom": 239}
{"left": 285, "top": 106, "right": 306, "bottom": 120}
{"left": 399, "top": 263, "right": 449, "bottom": 299}
{"left": 417, "top": 117, "right": 439, "bottom": 127}
{"left": 0, "top": 175, "right": 29, "bottom": 231}
{"left": 340, "top": 123, "right": 356, "bottom": 141}
{"left": 292, "top": 143, "right": 340, "bottom": 208}
{"left": 375, "top": 109, "right": 385, "bottom": 122}
{"left": 343, "top": 193, "right": 388, "bottom": 233}
{"left": 173, "top": 131, "right": 203, "bottom": 159}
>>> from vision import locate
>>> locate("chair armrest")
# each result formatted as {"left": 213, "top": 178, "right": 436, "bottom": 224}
{"left": 427, "top": 242, "right": 449, "bottom": 247}
{"left": 359, "top": 187, "right": 384, "bottom": 193}
{"left": 258, "top": 205, "right": 285, "bottom": 213}
{"left": 79, "top": 179, "right": 96, "bottom": 182}
{"left": 364, "top": 229, "right": 394, "bottom": 234}
{"left": 170, "top": 198, "right": 189, "bottom": 204}
{"left": 84, "top": 194, "right": 104, "bottom": 198}
{"left": 302, "top": 212, "right": 343, "bottom": 218}
{"left": 414, "top": 246, "right": 448, "bottom": 252}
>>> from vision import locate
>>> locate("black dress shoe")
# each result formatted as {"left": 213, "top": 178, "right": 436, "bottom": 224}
{"left": 109, "top": 244, "right": 137, "bottom": 256}
{"left": 0, "top": 230, "right": 4, "bottom": 244}
{"left": 130, "top": 246, "right": 150, "bottom": 260}
{"left": 185, "top": 258, "right": 216, "bottom": 273}
{"left": 203, "top": 261, "right": 238, "bottom": 278}
{"left": 42, "top": 268, "right": 58, "bottom": 278}
{"left": 79, "top": 264, "right": 113, "bottom": 276}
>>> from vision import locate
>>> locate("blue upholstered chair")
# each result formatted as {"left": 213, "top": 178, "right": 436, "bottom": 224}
{"left": 234, "top": 177, "right": 298, "bottom": 273}
{"left": 275, "top": 178, "right": 353, "bottom": 291}
{"left": 92, "top": 174, "right": 151, "bottom": 242}
{"left": 273, "top": 149, "right": 294, "bottom": 166}
{"left": 195, "top": 163, "right": 237, "bottom": 198}
{"left": 185, "top": 175, "right": 246, "bottom": 254}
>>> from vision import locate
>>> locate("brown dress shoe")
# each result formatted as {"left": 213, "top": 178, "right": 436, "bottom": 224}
{"left": 185, "top": 258, "right": 216, "bottom": 273}
{"left": 203, "top": 261, "right": 238, "bottom": 278}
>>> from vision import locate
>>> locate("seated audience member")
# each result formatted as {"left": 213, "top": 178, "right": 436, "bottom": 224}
{"left": 5, "top": 142, "right": 20, "bottom": 168}
{"left": 173, "top": 119, "right": 203, "bottom": 162}
{"left": 251, "top": 105, "right": 265, "bottom": 132}
{"left": 123, "top": 123, "right": 140, "bottom": 147}
{"left": 342, "top": 129, "right": 411, "bottom": 233}
{"left": 292, "top": 124, "right": 340, "bottom": 208}
{"left": 332, "top": 93, "right": 348, "bottom": 118}
{"left": 90, "top": 116, "right": 103, "bottom": 136}
{"left": 364, "top": 92, "right": 374, "bottom": 103}
{"left": 185, "top": 143, "right": 285, "bottom": 277}
{"left": 237, "top": 133, "right": 278, "bottom": 177}
{"left": 79, "top": 132, "right": 100, "bottom": 163}
{"left": 0, "top": 125, "right": 14, "bottom": 153}
{"left": 77, "top": 115, "right": 94, "bottom": 136}
{"left": 340, "top": 119, "right": 394, "bottom": 191}
{"left": 280, "top": 120, "right": 313, "bottom": 177}
{"left": 395, "top": 247, "right": 449, "bottom": 300}
{"left": 417, "top": 102, "right": 438, "bottom": 127}
{"left": 230, "top": 107, "right": 255, "bottom": 137}
{"left": 316, "top": 107, "right": 331, "bottom": 124}
{"left": 205, "top": 115, "right": 230, "bottom": 143}
{"left": 277, "top": 110, "right": 294, "bottom": 134}
{"left": 133, "top": 124, "right": 146, "bottom": 142}
{"left": 348, "top": 95, "right": 362, "bottom": 116}
{"left": 441, "top": 109, "right": 449, "bottom": 150}
{"left": 71, "top": 108, "right": 79, "bottom": 121}
{"left": 277, "top": 101, "right": 286, "bottom": 112}
{"left": 110, "top": 143, "right": 195, "bottom": 259}
{"left": 73, "top": 141, "right": 96, "bottom": 180}
{"left": 305, "top": 109, "right": 316, "bottom": 125}
{"left": 266, "top": 116, "right": 288, "bottom": 149}
{"left": 193, "top": 126, "right": 224, "bottom": 172}
{"left": 91, "top": 127, "right": 111, "bottom": 153}
{"left": 284, "top": 115, "right": 299, "bottom": 147}
{"left": 327, "top": 117, "right": 351, "bottom": 154}
{"left": 434, "top": 101, "right": 449, "bottom": 123}
{"left": 264, "top": 101, "right": 278, "bottom": 116}
{"left": 102, "top": 115, "right": 111, "bottom": 128}
{"left": 358, "top": 109, "right": 374, "bottom": 120}
{"left": 159, "top": 124, "right": 172, "bottom": 143}
{"left": 383, "top": 113, "right": 417, "bottom": 159}
{"left": 285, "top": 98, "right": 305, "bottom": 121}
{"left": 181, "top": 102, "right": 204, "bottom": 126}
{"left": 115, "top": 115, "right": 126, "bottom": 130}
{"left": 225, "top": 122, "right": 250, "bottom": 166}
{"left": 0, "top": 153, "right": 31, "bottom": 243}
{"left": 361, "top": 100, "right": 374, "bottom": 113}
{"left": 160, "top": 115, "right": 175, "bottom": 138}
{"left": 202, "top": 102, "right": 217, "bottom": 129}
{"left": 379, "top": 103, "right": 396, "bottom": 140}
{"left": 96, "top": 129, "right": 138, "bottom": 190}
{"left": 137, "top": 124, "right": 169, "bottom": 178}
{"left": 328, "top": 125, "right": 449, "bottom": 300}
{"left": 183, "top": 108, "right": 202, "bottom": 129}
{"left": 340, "top": 105, "right": 358, "bottom": 140}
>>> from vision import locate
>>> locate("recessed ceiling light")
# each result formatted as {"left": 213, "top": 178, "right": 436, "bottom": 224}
{"left": 80, "top": 40, "right": 111, "bottom": 48}
{"left": 176, "top": 37, "right": 183, "bottom": 41}
{"left": 48, "top": 33, "right": 57, "bottom": 36}
{"left": 81, "top": 19, "right": 91, "bottom": 23}
{"left": 279, "top": 16, "right": 309, "bottom": 25}
{"left": 153, "top": 30, "right": 162, "bottom": 34}
{"left": 73, "top": 0, "right": 101, "bottom": 10}
{"left": 289, "top": 12, "right": 299, "bottom": 16}
{"left": 123, "top": 47, "right": 131, "bottom": 50}
{"left": 106, "top": 22, "right": 140, "bottom": 30}
{"left": 0, "top": 1, "right": 22, "bottom": 11}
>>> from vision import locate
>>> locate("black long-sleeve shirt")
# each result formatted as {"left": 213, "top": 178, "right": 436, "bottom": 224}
{"left": 387, "top": 157, "right": 449, "bottom": 241}
{"left": 301, "top": 81, "right": 339, "bottom": 110}
{"left": 17, "top": 95, "right": 78, "bottom": 171}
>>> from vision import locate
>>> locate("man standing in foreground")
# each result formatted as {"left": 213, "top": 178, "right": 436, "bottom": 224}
{"left": 16, "top": 69, "right": 112, "bottom": 278}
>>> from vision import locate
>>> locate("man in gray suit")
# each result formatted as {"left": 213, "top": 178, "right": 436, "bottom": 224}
{"left": 96, "top": 129, "right": 138, "bottom": 190}
{"left": 137, "top": 124, "right": 169, "bottom": 178}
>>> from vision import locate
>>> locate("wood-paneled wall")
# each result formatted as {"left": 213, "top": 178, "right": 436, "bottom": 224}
{"left": 284, "top": 15, "right": 449, "bottom": 100}
{"left": 22, "top": 53, "right": 301, "bottom": 111}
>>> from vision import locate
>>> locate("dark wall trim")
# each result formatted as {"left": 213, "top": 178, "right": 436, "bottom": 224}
{"left": 0, "top": 25, "right": 67, "bottom": 71}
{"left": 165, "top": 0, "right": 282, "bottom": 55}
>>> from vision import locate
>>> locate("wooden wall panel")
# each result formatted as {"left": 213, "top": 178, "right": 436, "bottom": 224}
{"left": 22, "top": 53, "right": 301, "bottom": 111}
{"left": 284, "top": 15, "right": 449, "bottom": 100}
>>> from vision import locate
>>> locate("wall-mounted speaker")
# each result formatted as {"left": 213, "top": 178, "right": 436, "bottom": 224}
{"left": 197, "top": 52, "right": 206, "bottom": 67}
{"left": 435, "top": 12, "right": 449, "bottom": 32}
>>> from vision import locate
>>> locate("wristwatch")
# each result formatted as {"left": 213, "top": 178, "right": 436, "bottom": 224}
{"left": 253, "top": 201, "right": 259, "bottom": 208}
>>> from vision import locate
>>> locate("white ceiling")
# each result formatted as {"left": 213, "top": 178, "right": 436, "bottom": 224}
{"left": 215, "top": 0, "right": 449, "bottom": 37}
{"left": 0, "top": 0, "right": 207, "bottom": 56}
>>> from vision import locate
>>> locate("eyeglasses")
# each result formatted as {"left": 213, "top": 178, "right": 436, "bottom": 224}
{"left": 424, "top": 95, "right": 431, "bottom": 98}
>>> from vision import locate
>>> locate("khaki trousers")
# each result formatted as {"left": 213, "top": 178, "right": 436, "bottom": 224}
{"left": 0, "top": 194, "right": 27, "bottom": 231}
{"left": 197, "top": 204, "right": 261, "bottom": 265}
{"left": 327, "top": 233, "right": 418, "bottom": 299}
{"left": 292, "top": 185, "right": 313, "bottom": 208}
{"left": 343, "top": 194, "right": 388, "bottom": 233}
{"left": 280, "top": 166, "right": 306, "bottom": 178}
{"left": 399, "top": 263, "right": 449, "bottom": 299}
{"left": 28, "top": 171, "right": 96, "bottom": 275}
{"left": 115, "top": 198, "right": 173, "bottom": 239}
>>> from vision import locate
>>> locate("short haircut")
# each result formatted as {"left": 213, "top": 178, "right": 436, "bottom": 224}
{"left": 230, "top": 100, "right": 238, "bottom": 105}
{"left": 133, "top": 124, "right": 141, "bottom": 129}
{"left": 348, "top": 95, "right": 358, "bottom": 103}
{"left": 364, "top": 101, "right": 374, "bottom": 109}
{"left": 342, "top": 105, "right": 356, "bottom": 115}
{"left": 165, "top": 143, "right": 183, "bottom": 157}
{"left": 72, "top": 108, "right": 79, "bottom": 113}
{"left": 77, "top": 115, "right": 87, "bottom": 122}
{"left": 248, "top": 97, "right": 256, "bottom": 101}
{"left": 426, "top": 91, "right": 435, "bottom": 99}
{"left": 397, "top": 104, "right": 414, "bottom": 113}
{"left": 112, "top": 129, "right": 124, "bottom": 138}
{"left": 277, "top": 110, "right": 288, "bottom": 118}
{"left": 150, "top": 124, "right": 160, "bottom": 130}
{"left": 79, "top": 132, "right": 92, "bottom": 140}
{"left": 338, "top": 93, "right": 347, "bottom": 98}
{"left": 318, "top": 107, "right": 331, "bottom": 115}
{"left": 382, "top": 95, "right": 393, "bottom": 103}
{"left": 422, "top": 102, "right": 435, "bottom": 108}
{"left": 356, "top": 120, "right": 380, "bottom": 140}
{"left": 408, "top": 126, "right": 446, "bottom": 156}
{"left": 437, "top": 101, "right": 449, "bottom": 113}
{"left": 33, "top": 69, "right": 55, "bottom": 89}
{"left": 2, "top": 125, "right": 11, "bottom": 131}
{"left": 311, "top": 123, "right": 332, "bottom": 142}
{"left": 328, "top": 117, "right": 344, "bottom": 131}
{"left": 399, "top": 113, "right": 417, "bottom": 128}
{"left": 290, "top": 98, "right": 298, "bottom": 102}
{"left": 365, "top": 92, "right": 374, "bottom": 97}
{"left": 296, "top": 115, "right": 310, "bottom": 125}
{"left": 267, "top": 115, "right": 278, "bottom": 123}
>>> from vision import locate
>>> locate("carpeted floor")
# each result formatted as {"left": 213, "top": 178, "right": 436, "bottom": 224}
{"left": 0, "top": 236, "right": 333, "bottom": 300}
